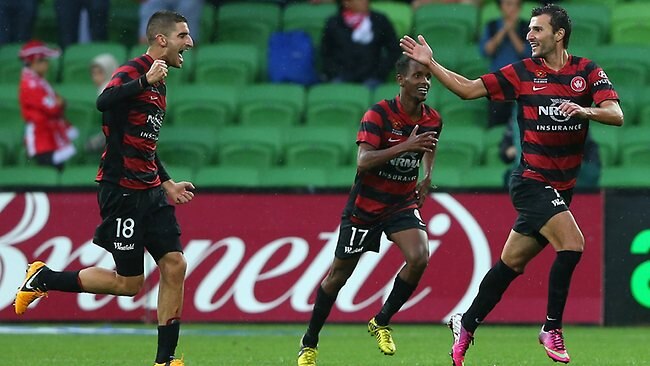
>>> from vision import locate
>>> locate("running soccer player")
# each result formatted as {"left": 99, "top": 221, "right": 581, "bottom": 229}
{"left": 14, "top": 10, "right": 195, "bottom": 366}
{"left": 400, "top": 3, "right": 623, "bottom": 365}
{"left": 297, "top": 54, "right": 441, "bottom": 366}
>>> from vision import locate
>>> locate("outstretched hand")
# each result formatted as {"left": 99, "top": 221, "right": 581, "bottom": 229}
{"left": 400, "top": 35, "right": 434, "bottom": 66}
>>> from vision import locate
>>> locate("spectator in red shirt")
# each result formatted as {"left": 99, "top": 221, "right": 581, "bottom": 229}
{"left": 18, "top": 40, "right": 78, "bottom": 171}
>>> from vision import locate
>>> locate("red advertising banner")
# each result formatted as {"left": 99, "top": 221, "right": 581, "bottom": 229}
{"left": 0, "top": 192, "right": 603, "bottom": 323}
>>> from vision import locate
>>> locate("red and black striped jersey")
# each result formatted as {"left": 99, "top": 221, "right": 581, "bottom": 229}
{"left": 481, "top": 55, "right": 618, "bottom": 190}
{"left": 95, "top": 54, "right": 170, "bottom": 189}
{"left": 344, "top": 96, "right": 442, "bottom": 224}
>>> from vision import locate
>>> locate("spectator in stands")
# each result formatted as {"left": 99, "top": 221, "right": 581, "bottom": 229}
{"left": 54, "top": 0, "right": 110, "bottom": 49}
{"left": 321, "top": 0, "right": 401, "bottom": 89}
{"left": 18, "top": 40, "right": 78, "bottom": 171}
{"left": 0, "top": 0, "right": 38, "bottom": 45}
{"left": 139, "top": 0, "right": 204, "bottom": 44}
{"left": 85, "top": 53, "right": 119, "bottom": 153}
{"left": 498, "top": 119, "right": 602, "bottom": 188}
{"left": 481, "top": 0, "right": 531, "bottom": 127}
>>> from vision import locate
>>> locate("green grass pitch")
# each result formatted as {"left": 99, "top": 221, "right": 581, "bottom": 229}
{"left": 1, "top": 323, "right": 648, "bottom": 365}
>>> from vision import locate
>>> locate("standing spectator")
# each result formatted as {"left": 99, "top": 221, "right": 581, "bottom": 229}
{"left": 139, "top": 0, "right": 204, "bottom": 44}
{"left": 14, "top": 11, "right": 195, "bottom": 366}
{"left": 54, "top": 0, "right": 110, "bottom": 49}
{"left": 481, "top": 0, "right": 531, "bottom": 127}
{"left": 0, "top": 0, "right": 38, "bottom": 45}
{"left": 19, "top": 40, "right": 78, "bottom": 171}
{"left": 321, "top": 0, "right": 401, "bottom": 89}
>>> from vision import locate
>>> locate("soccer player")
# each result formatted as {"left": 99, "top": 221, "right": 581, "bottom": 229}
{"left": 297, "top": 54, "right": 441, "bottom": 366}
{"left": 400, "top": 4, "right": 623, "bottom": 365}
{"left": 14, "top": 10, "right": 195, "bottom": 366}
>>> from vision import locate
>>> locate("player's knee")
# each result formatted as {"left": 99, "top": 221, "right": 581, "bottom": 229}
{"left": 116, "top": 276, "right": 144, "bottom": 296}
{"left": 407, "top": 254, "right": 429, "bottom": 275}
{"left": 159, "top": 252, "right": 187, "bottom": 281}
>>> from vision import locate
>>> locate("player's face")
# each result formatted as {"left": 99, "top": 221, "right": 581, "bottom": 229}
{"left": 527, "top": 14, "right": 557, "bottom": 58}
{"left": 399, "top": 60, "right": 432, "bottom": 103}
{"left": 161, "top": 22, "right": 193, "bottom": 68}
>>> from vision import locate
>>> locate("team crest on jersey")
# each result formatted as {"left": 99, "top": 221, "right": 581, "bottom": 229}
{"left": 390, "top": 117, "right": 403, "bottom": 130}
{"left": 533, "top": 69, "right": 548, "bottom": 84}
{"left": 571, "top": 76, "right": 587, "bottom": 92}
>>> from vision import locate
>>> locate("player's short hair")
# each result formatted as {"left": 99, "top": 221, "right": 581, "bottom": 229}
{"left": 531, "top": 3, "right": 572, "bottom": 49}
{"left": 145, "top": 10, "right": 188, "bottom": 44}
{"left": 395, "top": 54, "right": 417, "bottom": 76}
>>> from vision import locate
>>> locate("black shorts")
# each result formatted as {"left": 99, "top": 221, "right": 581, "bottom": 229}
{"left": 509, "top": 174, "right": 573, "bottom": 246}
{"left": 335, "top": 208, "right": 426, "bottom": 259}
{"left": 93, "top": 182, "right": 182, "bottom": 276}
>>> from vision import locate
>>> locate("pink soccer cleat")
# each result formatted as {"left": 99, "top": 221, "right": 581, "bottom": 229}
{"left": 448, "top": 313, "right": 474, "bottom": 366}
{"left": 539, "top": 327, "right": 570, "bottom": 363}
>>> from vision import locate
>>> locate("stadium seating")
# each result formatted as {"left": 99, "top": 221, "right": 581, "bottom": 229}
{"left": 167, "top": 85, "right": 238, "bottom": 129}
{"left": 612, "top": 86, "right": 639, "bottom": 126}
{"left": 157, "top": 126, "right": 217, "bottom": 171}
{"left": 457, "top": 165, "right": 507, "bottom": 189}
{"left": 611, "top": 3, "right": 650, "bottom": 45}
{"left": 283, "top": 126, "right": 352, "bottom": 168}
{"left": 0, "top": 166, "right": 60, "bottom": 187}
{"left": 56, "top": 84, "right": 101, "bottom": 137}
{"left": 282, "top": 3, "right": 337, "bottom": 46}
{"left": 589, "top": 123, "right": 620, "bottom": 167}
{"left": 457, "top": 44, "right": 490, "bottom": 79}
{"left": 414, "top": 3, "right": 479, "bottom": 47}
{"left": 561, "top": 3, "right": 611, "bottom": 46}
{"left": 58, "top": 165, "right": 99, "bottom": 187}
{"left": 108, "top": 0, "right": 140, "bottom": 48}
{"left": 0, "top": 125, "right": 22, "bottom": 166}
{"left": 619, "top": 127, "right": 650, "bottom": 167}
{"left": 305, "top": 83, "right": 371, "bottom": 129}
{"left": 258, "top": 167, "right": 329, "bottom": 188}
{"left": 637, "top": 88, "right": 650, "bottom": 127}
{"left": 371, "top": 2, "right": 413, "bottom": 37}
{"left": 194, "top": 166, "right": 260, "bottom": 188}
{"left": 215, "top": 2, "right": 281, "bottom": 48}
{"left": 437, "top": 90, "right": 488, "bottom": 127}
{"left": 31, "top": 0, "right": 58, "bottom": 45}
{"left": 61, "top": 43, "right": 127, "bottom": 84}
{"left": 601, "top": 167, "right": 650, "bottom": 188}
{"left": 434, "top": 125, "right": 484, "bottom": 169}
{"left": 194, "top": 43, "right": 260, "bottom": 85}
{"left": 238, "top": 83, "right": 306, "bottom": 127}
{"left": 327, "top": 165, "right": 357, "bottom": 189}
{"left": 429, "top": 166, "right": 463, "bottom": 189}
{"left": 215, "top": 126, "right": 283, "bottom": 168}
{"left": 0, "top": 83, "right": 23, "bottom": 129}
{"left": 482, "top": 125, "right": 508, "bottom": 167}
{"left": 590, "top": 46, "right": 650, "bottom": 89}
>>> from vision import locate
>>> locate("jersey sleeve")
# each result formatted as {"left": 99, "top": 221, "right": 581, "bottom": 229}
{"left": 96, "top": 64, "right": 149, "bottom": 112}
{"left": 480, "top": 61, "right": 522, "bottom": 102}
{"left": 587, "top": 61, "right": 619, "bottom": 106}
{"left": 357, "top": 106, "right": 384, "bottom": 148}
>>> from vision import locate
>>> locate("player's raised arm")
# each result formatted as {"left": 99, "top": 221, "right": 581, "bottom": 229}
{"left": 400, "top": 35, "right": 488, "bottom": 100}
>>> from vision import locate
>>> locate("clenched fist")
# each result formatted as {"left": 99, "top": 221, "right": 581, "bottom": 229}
{"left": 146, "top": 59, "right": 168, "bottom": 85}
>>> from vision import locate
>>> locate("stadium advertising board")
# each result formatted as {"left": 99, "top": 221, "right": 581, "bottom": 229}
{"left": 604, "top": 190, "right": 650, "bottom": 325}
{"left": 0, "top": 192, "right": 602, "bottom": 323}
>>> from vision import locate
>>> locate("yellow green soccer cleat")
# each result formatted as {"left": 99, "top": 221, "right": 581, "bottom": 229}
{"left": 297, "top": 346, "right": 318, "bottom": 366}
{"left": 14, "top": 261, "right": 49, "bottom": 315}
{"left": 368, "top": 317, "right": 396, "bottom": 355}
{"left": 154, "top": 357, "right": 184, "bottom": 366}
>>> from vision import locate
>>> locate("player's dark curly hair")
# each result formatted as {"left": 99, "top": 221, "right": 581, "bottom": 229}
{"left": 146, "top": 10, "right": 188, "bottom": 44}
{"left": 531, "top": 3, "right": 572, "bottom": 49}
{"left": 395, "top": 54, "right": 415, "bottom": 77}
